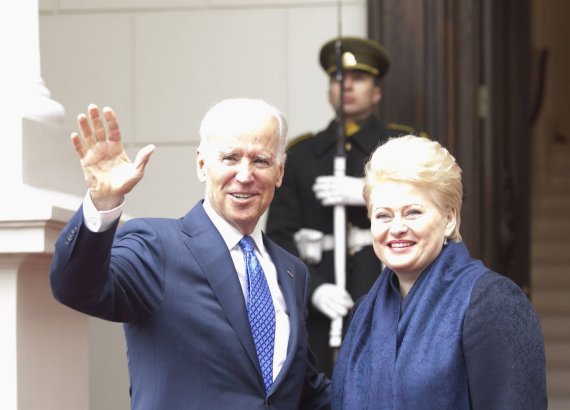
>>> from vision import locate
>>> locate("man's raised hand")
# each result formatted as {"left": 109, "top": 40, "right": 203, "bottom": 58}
{"left": 71, "top": 104, "right": 155, "bottom": 210}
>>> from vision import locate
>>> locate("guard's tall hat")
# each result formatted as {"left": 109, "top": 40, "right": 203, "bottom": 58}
{"left": 319, "top": 36, "right": 390, "bottom": 79}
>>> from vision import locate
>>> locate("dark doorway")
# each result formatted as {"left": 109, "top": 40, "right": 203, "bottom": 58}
{"left": 368, "top": 0, "right": 531, "bottom": 292}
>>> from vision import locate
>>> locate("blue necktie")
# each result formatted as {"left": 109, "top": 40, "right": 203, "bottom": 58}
{"left": 239, "top": 236, "right": 276, "bottom": 393}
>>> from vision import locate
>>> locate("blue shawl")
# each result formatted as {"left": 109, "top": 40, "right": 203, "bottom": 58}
{"left": 332, "top": 241, "right": 488, "bottom": 410}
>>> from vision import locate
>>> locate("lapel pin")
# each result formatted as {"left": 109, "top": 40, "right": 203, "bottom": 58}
{"left": 287, "top": 269, "right": 294, "bottom": 278}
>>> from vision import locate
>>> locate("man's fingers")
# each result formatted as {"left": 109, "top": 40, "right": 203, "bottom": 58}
{"left": 70, "top": 132, "right": 87, "bottom": 158}
{"left": 133, "top": 144, "right": 156, "bottom": 172}
{"left": 88, "top": 104, "right": 106, "bottom": 142}
{"left": 103, "top": 107, "right": 121, "bottom": 142}
{"left": 77, "top": 113, "right": 95, "bottom": 148}
{"left": 76, "top": 104, "right": 121, "bottom": 148}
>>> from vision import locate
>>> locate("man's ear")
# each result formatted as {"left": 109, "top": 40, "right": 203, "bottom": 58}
{"left": 373, "top": 84, "right": 382, "bottom": 105}
{"left": 275, "top": 163, "right": 285, "bottom": 188}
{"left": 196, "top": 148, "right": 206, "bottom": 182}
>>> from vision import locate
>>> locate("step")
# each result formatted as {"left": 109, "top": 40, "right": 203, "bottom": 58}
{"left": 532, "top": 262, "right": 570, "bottom": 287}
{"left": 546, "top": 145, "right": 570, "bottom": 171}
{"left": 547, "top": 367, "right": 570, "bottom": 397}
{"left": 545, "top": 340, "right": 570, "bottom": 367}
{"left": 533, "top": 175, "right": 570, "bottom": 195}
{"left": 543, "top": 145, "right": 570, "bottom": 168}
{"left": 532, "top": 242, "right": 570, "bottom": 263}
{"left": 533, "top": 288, "right": 570, "bottom": 313}
{"left": 532, "top": 196, "right": 570, "bottom": 214}
{"left": 547, "top": 395, "right": 570, "bottom": 410}
{"left": 539, "top": 314, "right": 570, "bottom": 339}
{"left": 531, "top": 217, "right": 570, "bottom": 240}
{"left": 534, "top": 157, "right": 570, "bottom": 188}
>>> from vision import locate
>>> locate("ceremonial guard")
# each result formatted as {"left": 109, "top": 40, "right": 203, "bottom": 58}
{"left": 266, "top": 36, "right": 426, "bottom": 376}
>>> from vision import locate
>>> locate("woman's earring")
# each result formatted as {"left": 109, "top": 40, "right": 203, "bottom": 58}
{"left": 443, "top": 237, "right": 448, "bottom": 246}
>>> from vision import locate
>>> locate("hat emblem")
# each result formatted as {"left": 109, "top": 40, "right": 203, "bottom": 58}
{"left": 342, "top": 51, "right": 357, "bottom": 68}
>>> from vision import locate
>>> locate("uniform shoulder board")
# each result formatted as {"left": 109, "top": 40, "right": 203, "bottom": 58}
{"left": 287, "top": 132, "right": 315, "bottom": 150}
{"left": 386, "top": 123, "right": 429, "bottom": 139}
{"left": 417, "top": 129, "right": 430, "bottom": 139}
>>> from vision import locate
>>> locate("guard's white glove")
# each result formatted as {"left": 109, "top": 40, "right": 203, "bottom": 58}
{"left": 294, "top": 228, "right": 324, "bottom": 264}
{"left": 312, "top": 175, "right": 366, "bottom": 206}
{"left": 311, "top": 283, "right": 354, "bottom": 320}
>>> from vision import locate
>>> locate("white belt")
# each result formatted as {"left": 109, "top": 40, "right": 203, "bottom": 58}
{"left": 293, "top": 227, "right": 373, "bottom": 264}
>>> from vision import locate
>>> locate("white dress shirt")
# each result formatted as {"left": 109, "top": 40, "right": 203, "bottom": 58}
{"left": 82, "top": 192, "right": 290, "bottom": 382}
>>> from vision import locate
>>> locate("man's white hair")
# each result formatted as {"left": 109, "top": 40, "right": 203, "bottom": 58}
{"left": 199, "top": 98, "right": 288, "bottom": 165}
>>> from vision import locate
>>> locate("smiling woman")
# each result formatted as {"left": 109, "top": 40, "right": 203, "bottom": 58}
{"left": 331, "top": 135, "right": 547, "bottom": 410}
{"left": 363, "top": 135, "right": 462, "bottom": 296}
{"left": 368, "top": 181, "right": 456, "bottom": 297}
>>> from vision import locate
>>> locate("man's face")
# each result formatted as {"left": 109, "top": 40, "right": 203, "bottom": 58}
{"left": 196, "top": 118, "right": 284, "bottom": 235}
{"left": 328, "top": 71, "right": 381, "bottom": 121}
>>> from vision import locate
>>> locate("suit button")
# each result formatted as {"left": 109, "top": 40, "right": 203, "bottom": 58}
{"left": 344, "top": 142, "right": 352, "bottom": 152}
{"left": 65, "top": 226, "right": 79, "bottom": 244}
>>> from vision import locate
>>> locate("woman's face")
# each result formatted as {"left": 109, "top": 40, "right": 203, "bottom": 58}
{"left": 369, "top": 181, "right": 456, "bottom": 282}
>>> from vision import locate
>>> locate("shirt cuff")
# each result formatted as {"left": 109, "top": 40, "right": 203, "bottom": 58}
{"left": 82, "top": 191, "right": 124, "bottom": 232}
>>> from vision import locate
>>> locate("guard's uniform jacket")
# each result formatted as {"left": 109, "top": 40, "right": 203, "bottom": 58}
{"left": 266, "top": 114, "right": 423, "bottom": 376}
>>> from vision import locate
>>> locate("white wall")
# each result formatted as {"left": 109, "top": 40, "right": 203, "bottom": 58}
{"left": 38, "top": 0, "right": 366, "bottom": 408}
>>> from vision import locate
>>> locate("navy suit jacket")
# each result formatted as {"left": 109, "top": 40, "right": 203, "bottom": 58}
{"left": 50, "top": 201, "right": 330, "bottom": 410}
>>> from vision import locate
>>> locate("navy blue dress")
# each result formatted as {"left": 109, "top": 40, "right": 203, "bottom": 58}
{"left": 332, "top": 241, "right": 547, "bottom": 409}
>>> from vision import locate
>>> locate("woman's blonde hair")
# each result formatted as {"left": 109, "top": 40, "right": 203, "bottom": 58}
{"left": 363, "top": 135, "right": 463, "bottom": 241}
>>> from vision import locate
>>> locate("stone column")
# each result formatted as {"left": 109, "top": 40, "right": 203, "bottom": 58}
{"left": 0, "top": 1, "right": 89, "bottom": 409}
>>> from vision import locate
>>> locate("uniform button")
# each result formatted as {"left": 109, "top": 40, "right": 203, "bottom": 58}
{"left": 344, "top": 142, "right": 352, "bottom": 152}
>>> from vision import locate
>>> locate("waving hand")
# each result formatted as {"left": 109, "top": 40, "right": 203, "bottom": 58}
{"left": 71, "top": 104, "right": 155, "bottom": 210}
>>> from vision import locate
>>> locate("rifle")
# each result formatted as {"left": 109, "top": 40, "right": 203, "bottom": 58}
{"left": 329, "top": 0, "right": 347, "bottom": 356}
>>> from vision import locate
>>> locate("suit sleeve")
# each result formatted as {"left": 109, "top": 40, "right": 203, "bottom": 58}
{"left": 298, "top": 262, "right": 331, "bottom": 409}
{"left": 50, "top": 207, "right": 165, "bottom": 322}
{"left": 463, "top": 271, "right": 547, "bottom": 410}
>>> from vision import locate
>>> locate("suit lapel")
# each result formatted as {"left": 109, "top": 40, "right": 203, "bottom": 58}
{"left": 180, "top": 203, "right": 261, "bottom": 377}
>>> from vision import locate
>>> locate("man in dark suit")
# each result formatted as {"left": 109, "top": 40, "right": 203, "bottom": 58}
{"left": 266, "top": 37, "right": 426, "bottom": 377}
{"left": 50, "top": 99, "right": 330, "bottom": 409}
